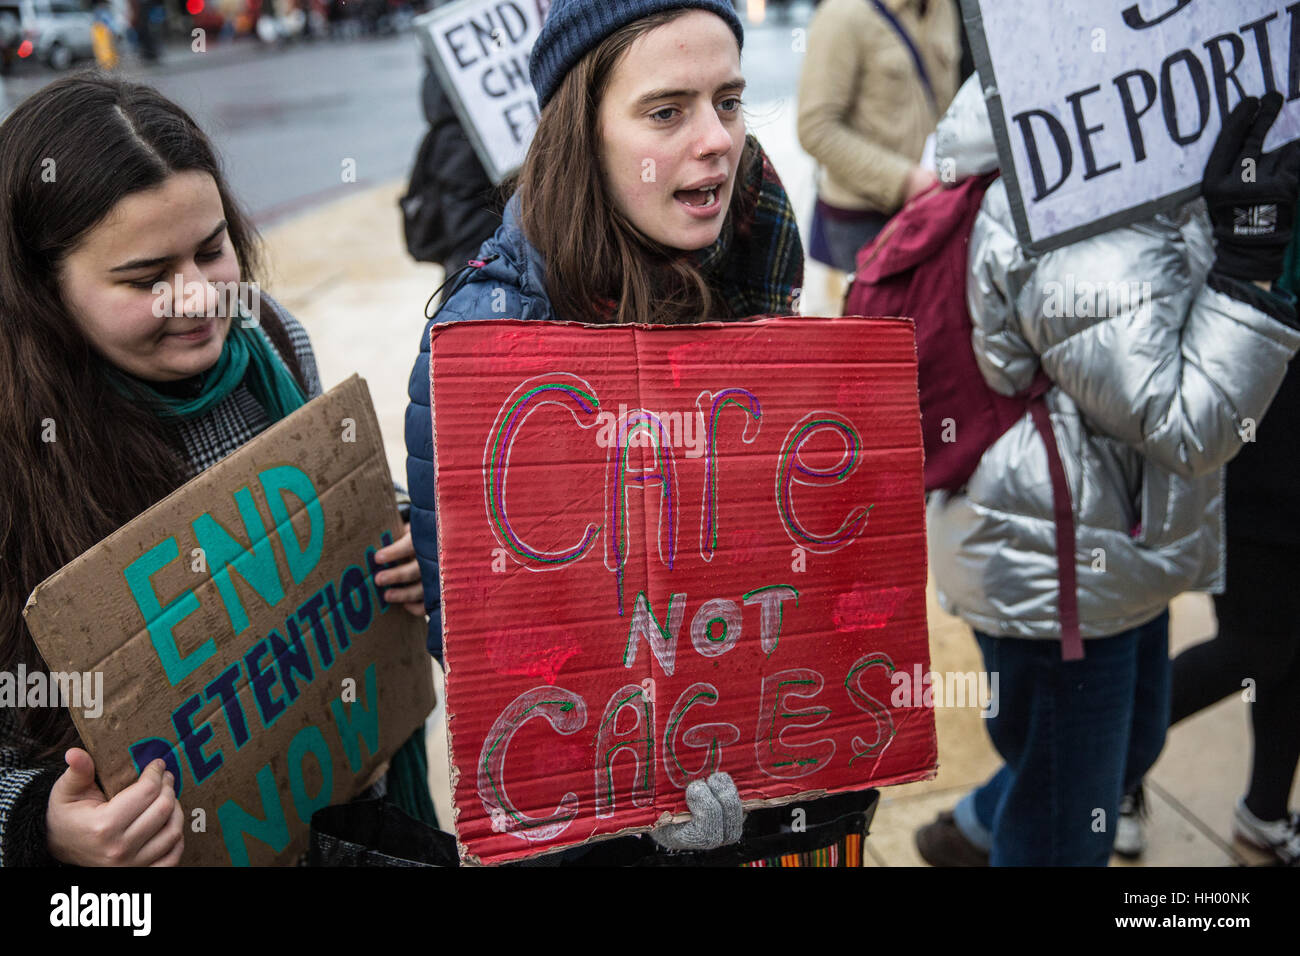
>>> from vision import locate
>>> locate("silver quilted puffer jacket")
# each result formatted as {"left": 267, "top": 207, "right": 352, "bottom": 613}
{"left": 927, "top": 78, "right": 1300, "bottom": 640}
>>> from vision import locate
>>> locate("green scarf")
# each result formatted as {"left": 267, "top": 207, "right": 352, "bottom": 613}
{"left": 387, "top": 729, "right": 439, "bottom": 828}
{"left": 107, "top": 316, "right": 307, "bottom": 421}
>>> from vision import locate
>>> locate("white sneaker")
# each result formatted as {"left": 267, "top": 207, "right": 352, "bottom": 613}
{"left": 1233, "top": 800, "right": 1300, "bottom": 867}
{"left": 1114, "top": 786, "right": 1146, "bottom": 859}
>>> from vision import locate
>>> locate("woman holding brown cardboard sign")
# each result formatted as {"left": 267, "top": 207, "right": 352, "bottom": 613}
{"left": 0, "top": 76, "right": 429, "bottom": 867}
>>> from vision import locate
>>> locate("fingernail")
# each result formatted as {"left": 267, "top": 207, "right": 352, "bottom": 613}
{"left": 163, "top": 772, "right": 174, "bottom": 788}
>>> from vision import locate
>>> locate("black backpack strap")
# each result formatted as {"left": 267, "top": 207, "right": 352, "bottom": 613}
{"left": 423, "top": 254, "right": 500, "bottom": 321}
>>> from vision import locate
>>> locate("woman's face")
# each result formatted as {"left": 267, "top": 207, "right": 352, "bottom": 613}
{"left": 597, "top": 11, "right": 746, "bottom": 252}
{"left": 59, "top": 170, "right": 240, "bottom": 382}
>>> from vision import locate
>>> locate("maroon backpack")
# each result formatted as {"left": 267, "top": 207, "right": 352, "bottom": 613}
{"left": 843, "top": 174, "right": 1082, "bottom": 660}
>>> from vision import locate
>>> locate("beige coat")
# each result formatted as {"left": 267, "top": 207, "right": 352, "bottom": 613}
{"left": 797, "top": 0, "right": 960, "bottom": 213}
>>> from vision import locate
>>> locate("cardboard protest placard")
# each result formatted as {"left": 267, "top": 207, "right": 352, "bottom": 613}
{"left": 23, "top": 375, "right": 434, "bottom": 866}
{"left": 961, "top": 0, "right": 1300, "bottom": 253}
{"left": 414, "top": 0, "right": 546, "bottom": 183}
{"left": 429, "top": 317, "right": 936, "bottom": 865}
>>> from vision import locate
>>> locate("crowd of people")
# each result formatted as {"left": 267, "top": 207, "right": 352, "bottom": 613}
{"left": 0, "top": 0, "right": 1295, "bottom": 868}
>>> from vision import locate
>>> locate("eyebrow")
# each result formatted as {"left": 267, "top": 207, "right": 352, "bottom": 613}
{"left": 109, "top": 220, "right": 229, "bottom": 273}
{"left": 634, "top": 78, "right": 746, "bottom": 108}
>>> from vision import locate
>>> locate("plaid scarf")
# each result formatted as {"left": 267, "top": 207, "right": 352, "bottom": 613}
{"left": 692, "top": 134, "right": 804, "bottom": 318}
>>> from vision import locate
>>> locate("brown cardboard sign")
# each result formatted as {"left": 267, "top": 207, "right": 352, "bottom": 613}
{"left": 23, "top": 375, "right": 434, "bottom": 866}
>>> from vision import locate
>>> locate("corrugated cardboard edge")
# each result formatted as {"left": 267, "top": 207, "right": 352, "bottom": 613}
{"left": 428, "top": 317, "right": 938, "bottom": 866}
{"left": 426, "top": 329, "right": 468, "bottom": 862}
{"left": 24, "top": 374, "right": 374, "bottom": 616}
{"left": 875, "top": 311, "right": 941, "bottom": 771}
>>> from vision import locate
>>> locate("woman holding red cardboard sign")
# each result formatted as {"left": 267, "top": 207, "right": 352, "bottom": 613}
{"left": 404, "top": 0, "right": 805, "bottom": 856}
{"left": 0, "top": 76, "right": 429, "bottom": 866}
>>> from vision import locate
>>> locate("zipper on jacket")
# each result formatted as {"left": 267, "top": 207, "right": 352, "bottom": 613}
{"left": 423, "top": 254, "right": 501, "bottom": 320}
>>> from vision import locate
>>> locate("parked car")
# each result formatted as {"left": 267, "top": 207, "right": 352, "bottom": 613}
{"left": 0, "top": 0, "right": 96, "bottom": 71}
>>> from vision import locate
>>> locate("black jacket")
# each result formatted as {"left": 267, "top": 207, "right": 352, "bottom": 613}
{"left": 400, "top": 59, "right": 503, "bottom": 268}
{"left": 1225, "top": 361, "right": 1300, "bottom": 546}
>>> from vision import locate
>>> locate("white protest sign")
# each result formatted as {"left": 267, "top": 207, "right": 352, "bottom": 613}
{"left": 962, "top": 0, "right": 1300, "bottom": 252}
{"left": 414, "top": 0, "right": 546, "bottom": 184}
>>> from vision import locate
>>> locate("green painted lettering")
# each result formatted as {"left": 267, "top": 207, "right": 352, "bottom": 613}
{"left": 123, "top": 537, "right": 209, "bottom": 686}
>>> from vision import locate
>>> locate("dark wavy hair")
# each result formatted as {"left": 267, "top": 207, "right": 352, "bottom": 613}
{"left": 0, "top": 72, "right": 302, "bottom": 760}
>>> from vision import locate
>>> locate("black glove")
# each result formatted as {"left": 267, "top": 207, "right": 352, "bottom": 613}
{"left": 1203, "top": 92, "right": 1300, "bottom": 282}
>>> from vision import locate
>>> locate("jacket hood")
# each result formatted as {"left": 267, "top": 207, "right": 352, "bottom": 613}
{"left": 934, "top": 73, "right": 1000, "bottom": 180}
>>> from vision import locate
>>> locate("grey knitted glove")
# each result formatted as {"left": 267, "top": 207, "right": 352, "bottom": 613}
{"left": 650, "top": 772, "right": 745, "bottom": 852}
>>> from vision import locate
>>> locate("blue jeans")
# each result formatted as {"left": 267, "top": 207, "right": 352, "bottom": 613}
{"left": 953, "top": 611, "right": 1171, "bottom": 866}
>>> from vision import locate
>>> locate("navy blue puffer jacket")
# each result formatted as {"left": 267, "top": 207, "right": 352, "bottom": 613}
{"left": 404, "top": 196, "right": 554, "bottom": 655}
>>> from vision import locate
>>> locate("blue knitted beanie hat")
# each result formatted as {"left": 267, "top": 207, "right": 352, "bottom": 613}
{"left": 529, "top": 0, "right": 745, "bottom": 109}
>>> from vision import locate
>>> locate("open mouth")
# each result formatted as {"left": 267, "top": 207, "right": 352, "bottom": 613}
{"left": 674, "top": 186, "right": 720, "bottom": 210}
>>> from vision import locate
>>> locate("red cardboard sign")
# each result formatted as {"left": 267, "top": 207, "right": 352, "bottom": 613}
{"left": 429, "top": 317, "right": 936, "bottom": 864}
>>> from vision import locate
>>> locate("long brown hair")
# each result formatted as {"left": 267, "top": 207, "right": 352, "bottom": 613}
{"left": 0, "top": 73, "right": 299, "bottom": 760}
{"left": 517, "top": 10, "right": 755, "bottom": 326}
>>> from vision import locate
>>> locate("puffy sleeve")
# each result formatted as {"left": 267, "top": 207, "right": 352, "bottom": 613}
{"left": 972, "top": 195, "right": 1300, "bottom": 479}
{"left": 967, "top": 180, "right": 1041, "bottom": 397}
{"left": 404, "top": 271, "right": 524, "bottom": 657}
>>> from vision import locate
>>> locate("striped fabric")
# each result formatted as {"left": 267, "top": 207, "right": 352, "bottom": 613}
{"left": 743, "top": 831, "right": 867, "bottom": 868}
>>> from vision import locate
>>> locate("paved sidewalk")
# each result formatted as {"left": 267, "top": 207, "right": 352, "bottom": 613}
{"left": 259, "top": 174, "right": 454, "bottom": 825}
{"left": 869, "top": 587, "right": 1287, "bottom": 867}
{"left": 260, "top": 94, "right": 1295, "bottom": 866}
